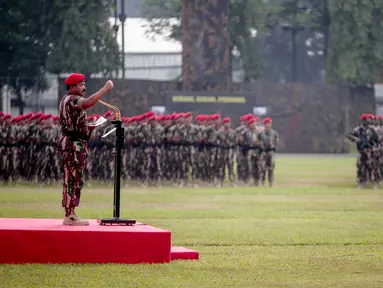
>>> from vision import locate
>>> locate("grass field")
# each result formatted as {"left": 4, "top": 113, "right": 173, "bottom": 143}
{"left": 1, "top": 155, "right": 383, "bottom": 288}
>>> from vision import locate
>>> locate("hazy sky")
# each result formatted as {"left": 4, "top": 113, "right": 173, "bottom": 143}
{"left": 111, "top": 18, "right": 181, "bottom": 53}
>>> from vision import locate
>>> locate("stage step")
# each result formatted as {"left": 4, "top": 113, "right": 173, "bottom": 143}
{"left": 171, "top": 246, "right": 199, "bottom": 261}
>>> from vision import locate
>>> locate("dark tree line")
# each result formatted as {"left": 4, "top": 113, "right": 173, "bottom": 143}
{"left": 0, "top": 0, "right": 120, "bottom": 113}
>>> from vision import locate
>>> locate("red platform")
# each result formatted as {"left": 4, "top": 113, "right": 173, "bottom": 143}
{"left": 171, "top": 247, "right": 199, "bottom": 261}
{"left": 0, "top": 218, "right": 199, "bottom": 264}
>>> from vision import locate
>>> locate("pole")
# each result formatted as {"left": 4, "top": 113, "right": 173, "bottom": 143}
{"left": 292, "top": 0, "right": 298, "bottom": 83}
{"left": 120, "top": 0, "right": 126, "bottom": 79}
{"left": 292, "top": 29, "right": 297, "bottom": 82}
{"left": 113, "top": 120, "right": 122, "bottom": 218}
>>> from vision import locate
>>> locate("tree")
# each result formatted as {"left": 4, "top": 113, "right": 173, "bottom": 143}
{"left": 326, "top": 0, "right": 383, "bottom": 86}
{"left": 0, "top": 0, "right": 54, "bottom": 113}
{"left": 0, "top": 0, "right": 120, "bottom": 113}
{"left": 46, "top": 1, "right": 121, "bottom": 77}
{"left": 142, "top": 0, "right": 282, "bottom": 82}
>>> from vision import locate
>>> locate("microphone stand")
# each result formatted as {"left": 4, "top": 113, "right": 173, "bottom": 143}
{"left": 97, "top": 100, "right": 136, "bottom": 226}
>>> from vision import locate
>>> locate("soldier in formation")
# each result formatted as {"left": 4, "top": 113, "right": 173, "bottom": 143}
{"left": 347, "top": 114, "right": 382, "bottom": 189}
{"left": 0, "top": 111, "right": 280, "bottom": 187}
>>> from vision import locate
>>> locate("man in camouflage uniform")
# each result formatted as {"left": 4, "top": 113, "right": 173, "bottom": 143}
{"left": 377, "top": 115, "right": 383, "bottom": 180}
{"left": 38, "top": 114, "right": 60, "bottom": 185}
{"left": 143, "top": 115, "right": 164, "bottom": 186}
{"left": 193, "top": 115, "right": 207, "bottom": 184}
{"left": 203, "top": 114, "right": 221, "bottom": 185}
{"left": 1, "top": 114, "right": 14, "bottom": 184}
{"left": 181, "top": 112, "right": 199, "bottom": 186}
{"left": 58, "top": 73, "right": 113, "bottom": 225}
{"left": 260, "top": 117, "right": 279, "bottom": 187}
{"left": 237, "top": 114, "right": 253, "bottom": 184}
{"left": 217, "top": 117, "right": 237, "bottom": 187}
{"left": 347, "top": 114, "right": 380, "bottom": 189}
{"left": 244, "top": 117, "right": 265, "bottom": 186}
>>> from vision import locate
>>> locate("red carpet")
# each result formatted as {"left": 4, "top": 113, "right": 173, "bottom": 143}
{"left": 0, "top": 218, "right": 198, "bottom": 264}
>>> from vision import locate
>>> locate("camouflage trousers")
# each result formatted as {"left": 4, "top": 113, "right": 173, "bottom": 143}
{"left": 262, "top": 151, "right": 275, "bottom": 184}
{"left": 122, "top": 147, "right": 136, "bottom": 182}
{"left": 179, "top": 146, "right": 194, "bottom": 185}
{"left": 39, "top": 146, "right": 60, "bottom": 184}
{"left": 356, "top": 150, "right": 378, "bottom": 184}
{"left": 162, "top": 147, "right": 173, "bottom": 181}
{"left": 60, "top": 150, "right": 87, "bottom": 216}
{"left": 1, "top": 147, "right": 16, "bottom": 183}
{"left": 145, "top": 147, "right": 162, "bottom": 184}
{"left": 238, "top": 150, "right": 250, "bottom": 182}
{"left": 194, "top": 147, "right": 205, "bottom": 182}
{"left": 207, "top": 147, "right": 219, "bottom": 183}
{"left": 217, "top": 149, "right": 235, "bottom": 184}
{"left": 248, "top": 152, "right": 265, "bottom": 185}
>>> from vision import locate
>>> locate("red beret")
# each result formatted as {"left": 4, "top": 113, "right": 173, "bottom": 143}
{"left": 248, "top": 118, "right": 255, "bottom": 124}
{"left": 104, "top": 111, "right": 113, "bottom": 118}
{"left": 3, "top": 113, "right": 12, "bottom": 120}
{"left": 210, "top": 114, "right": 220, "bottom": 120}
{"left": 222, "top": 117, "right": 231, "bottom": 123}
{"left": 361, "top": 114, "right": 368, "bottom": 120}
{"left": 264, "top": 117, "right": 272, "bottom": 124}
{"left": 65, "top": 73, "right": 85, "bottom": 86}
{"left": 244, "top": 114, "right": 253, "bottom": 120}
{"left": 0, "top": 112, "right": 3, "bottom": 116}
{"left": 175, "top": 113, "right": 183, "bottom": 120}
{"left": 195, "top": 115, "right": 201, "bottom": 121}
{"left": 148, "top": 115, "right": 157, "bottom": 122}
{"left": 185, "top": 112, "right": 192, "bottom": 117}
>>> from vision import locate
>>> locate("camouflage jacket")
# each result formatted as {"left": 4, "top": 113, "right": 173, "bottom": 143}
{"left": 217, "top": 127, "right": 237, "bottom": 149}
{"left": 58, "top": 92, "right": 89, "bottom": 153}
{"left": 259, "top": 129, "right": 279, "bottom": 151}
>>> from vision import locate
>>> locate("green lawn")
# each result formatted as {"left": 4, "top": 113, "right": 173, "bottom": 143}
{"left": 1, "top": 155, "right": 383, "bottom": 288}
